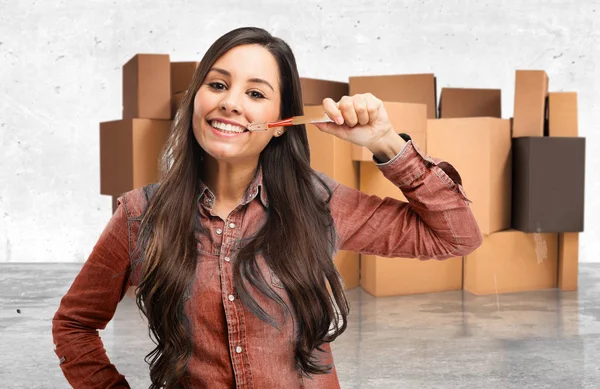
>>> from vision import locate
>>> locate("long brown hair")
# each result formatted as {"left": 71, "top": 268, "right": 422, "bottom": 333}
{"left": 133, "top": 27, "right": 349, "bottom": 388}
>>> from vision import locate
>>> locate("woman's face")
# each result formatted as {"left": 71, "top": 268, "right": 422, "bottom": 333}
{"left": 192, "top": 44, "right": 283, "bottom": 165}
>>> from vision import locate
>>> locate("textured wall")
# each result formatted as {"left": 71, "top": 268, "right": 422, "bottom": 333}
{"left": 0, "top": 0, "right": 598, "bottom": 263}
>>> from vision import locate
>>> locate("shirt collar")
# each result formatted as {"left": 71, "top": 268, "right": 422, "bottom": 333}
{"left": 197, "top": 166, "right": 269, "bottom": 209}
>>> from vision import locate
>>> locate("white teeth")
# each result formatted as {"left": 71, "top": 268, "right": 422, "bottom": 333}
{"left": 210, "top": 120, "right": 246, "bottom": 133}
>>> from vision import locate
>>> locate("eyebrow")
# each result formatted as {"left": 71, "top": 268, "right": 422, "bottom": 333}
{"left": 209, "top": 67, "right": 275, "bottom": 92}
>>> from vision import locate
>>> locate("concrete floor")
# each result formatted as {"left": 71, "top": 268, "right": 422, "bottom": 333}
{"left": 1, "top": 264, "right": 599, "bottom": 389}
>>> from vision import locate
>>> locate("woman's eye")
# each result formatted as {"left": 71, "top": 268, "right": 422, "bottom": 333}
{"left": 208, "top": 82, "right": 226, "bottom": 90}
{"left": 249, "top": 90, "right": 265, "bottom": 99}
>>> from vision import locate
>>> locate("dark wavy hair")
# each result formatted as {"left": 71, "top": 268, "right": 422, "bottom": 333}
{"left": 132, "top": 27, "right": 349, "bottom": 388}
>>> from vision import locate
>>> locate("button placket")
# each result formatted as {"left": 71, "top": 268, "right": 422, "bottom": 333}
{"left": 220, "top": 212, "right": 249, "bottom": 384}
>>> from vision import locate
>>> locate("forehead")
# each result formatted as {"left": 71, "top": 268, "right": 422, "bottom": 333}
{"left": 212, "top": 44, "right": 279, "bottom": 87}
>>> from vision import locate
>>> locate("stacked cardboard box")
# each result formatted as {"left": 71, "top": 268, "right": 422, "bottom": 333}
{"left": 350, "top": 70, "right": 584, "bottom": 297}
{"left": 433, "top": 70, "right": 583, "bottom": 295}
{"left": 100, "top": 54, "right": 173, "bottom": 212}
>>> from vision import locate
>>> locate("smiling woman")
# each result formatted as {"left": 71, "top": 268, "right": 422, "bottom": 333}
{"left": 51, "top": 26, "right": 483, "bottom": 389}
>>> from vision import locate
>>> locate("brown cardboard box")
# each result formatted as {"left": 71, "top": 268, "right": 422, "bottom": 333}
{"left": 427, "top": 118, "right": 512, "bottom": 235}
{"left": 464, "top": 230, "right": 558, "bottom": 295}
{"left": 512, "top": 70, "right": 549, "bottom": 137}
{"left": 361, "top": 255, "right": 463, "bottom": 297}
{"left": 548, "top": 92, "right": 578, "bottom": 137}
{"left": 123, "top": 54, "right": 171, "bottom": 119}
{"left": 352, "top": 102, "right": 427, "bottom": 161}
{"left": 349, "top": 74, "right": 437, "bottom": 118}
{"left": 558, "top": 232, "right": 579, "bottom": 291}
{"left": 511, "top": 137, "right": 585, "bottom": 232}
{"left": 300, "top": 78, "right": 348, "bottom": 105}
{"left": 100, "top": 119, "right": 172, "bottom": 196}
{"left": 171, "top": 61, "right": 199, "bottom": 94}
{"left": 171, "top": 92, "right": 186, "bottom": 119}
{"left": 438, "top": 88, "right": 501, "bottom": 118}
{"left": 304, "top": 105, "right": 359, "bottom": 289}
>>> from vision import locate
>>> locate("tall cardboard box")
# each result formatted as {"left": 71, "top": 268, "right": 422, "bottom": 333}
{"left": 427, "top": 118, "right": 512, "bottom": 235}
{"left": 511, "top": 137, "right": 585, "bottom": 233}
{"left": 171, "top": 61, "right": 199, "bottom": 94}
{"left": 123, "top": 54, "right": 171, "bottom": 119}
{"left": 558, "top": 232, "right": 579, "bottom": 291}
{"left": 349, "top": 74, "right": 437, "bottom": 118}
{"left": 100, "top": 119, "right": 172, "bottom": 196}
{"left": 300, "top": 78, "right": 348, "bottom": 105}
{"left": 352, "top": 102, "right": 427, "bottom": 162}
{"left": 513, "top": 70, "right": 549, "bottom": 137}
{"left": 464, "top": 230, "right": 558, "bottom": 295}
{"left": 548, "top": 92, "right": 578, "bottom": 137}
{"left": 438, "top": 88, "right": 501, "bottom": 118}
{"left": 304, "top": 105, "right": 359, "bottom": 289}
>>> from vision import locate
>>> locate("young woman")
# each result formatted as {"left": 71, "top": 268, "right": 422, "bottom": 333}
{"left": 52, "top": 27, "right": 482, "bottom": 389}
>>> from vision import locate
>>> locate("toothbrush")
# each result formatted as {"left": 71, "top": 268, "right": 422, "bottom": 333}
{"left": 247, "top": 112, "right": 333, "bottom": 132}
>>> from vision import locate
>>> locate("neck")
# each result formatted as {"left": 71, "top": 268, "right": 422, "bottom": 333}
{"left": 202, "top": 156, "right": 259, "bottom": 206}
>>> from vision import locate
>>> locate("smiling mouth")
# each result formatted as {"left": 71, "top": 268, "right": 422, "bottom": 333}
{"left": 209, "top": 120, "right": 248, "bottom": 134}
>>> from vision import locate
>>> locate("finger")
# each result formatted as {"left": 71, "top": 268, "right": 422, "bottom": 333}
{"left": 339, "top": 96, "right": 358, "bottom": 127}
{"left": 353, "top": 95, "right": 369, "bottom": 126}
{"left": 322, "top": 98, "right": 344, "bottom": 125}
{"left": 364, "top": 93, "right": 383, "bottom": 122}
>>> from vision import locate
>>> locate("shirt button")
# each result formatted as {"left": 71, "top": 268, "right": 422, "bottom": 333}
{"left": 216, "top": 228, "right": 223, "bottom": 235}
{"left": 235, "top": 346, "right": 242, "bottom": 353}
{"left": 229, "top": 222, "right": 236, "bottom": 229}
{"left": 228, "top": 294, "right": 235, "bottom": 302}
{"left": 224, "top": 257, "right": 231, "bottom": 262}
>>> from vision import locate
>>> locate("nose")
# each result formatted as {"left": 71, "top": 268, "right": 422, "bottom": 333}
{"left": 219, "top": 90, "right": 243, "bottom": 115}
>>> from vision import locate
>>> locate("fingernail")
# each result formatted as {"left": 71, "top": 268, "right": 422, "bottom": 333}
{"left": 335, "top": 116, "right": 344, "bottom": 125}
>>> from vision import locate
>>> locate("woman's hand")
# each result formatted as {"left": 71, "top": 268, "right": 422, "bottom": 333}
{"left": 314, "top": 93, "right": 407, "bottom": 162}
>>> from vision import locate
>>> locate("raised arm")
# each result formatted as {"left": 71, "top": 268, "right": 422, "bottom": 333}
{"left": 329, "top": 140, "right": 482, "bottom": 260}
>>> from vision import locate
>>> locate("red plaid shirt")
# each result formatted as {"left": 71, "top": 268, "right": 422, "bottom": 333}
{"left": 52, "top": 141, "right": 482, "bottom": 388}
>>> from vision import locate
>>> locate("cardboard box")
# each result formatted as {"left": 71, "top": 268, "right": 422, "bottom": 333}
{"left": 512, "top": 70, "right": 549, "bottom": 137}
{"left": 548, "top": 92, "right": 578, "bottom": 137}
{"left": 123, "top": 54, "right": 171, "bottom": 120}
{"left": 171, "top": 61, "right": 199, "bottom": 94}
{"left": 360, "top": 255, "right": 463, "bottom": 297}
{"left": 558, "top": 232, "right": 579, "bottom": 291}
{"left": 464, "top": 230, "right": 558, "bottom": 295}
{"left": 438, "top": 88, "right": 501, "bottom": 118}
{"left": 333, "top": 250, "right": 360, "bottom": 290}
{"left": 349, "top": 74, "right": 437, "bottom": 118}
{"left": 511, "top": 137, "right": 585, "bottom": 232}
{"left": 352, "top": 102, "right": 427, "bottom": 161}
{"left": 300, "top": 78, "right": 348, "bottom": 105}
{"left": 304, "top": 105, "right": 359, "bottom": 289}
{"left": 427, "top": 118, "right": 512, "bottom": 235}
{"left": 171, "top": 92, "right": 186, "bottom": 119}
{"left": 100, "top": 119, "right": 172, "bottom": 196}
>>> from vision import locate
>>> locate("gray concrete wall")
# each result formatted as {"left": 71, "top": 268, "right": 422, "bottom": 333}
{"left": 1, "top": 0, "right": 598, "bottom": 263}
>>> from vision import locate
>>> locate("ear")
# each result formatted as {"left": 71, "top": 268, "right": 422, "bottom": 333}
{"left": 273, "top": 126, "right": 286, "bottom": 137}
